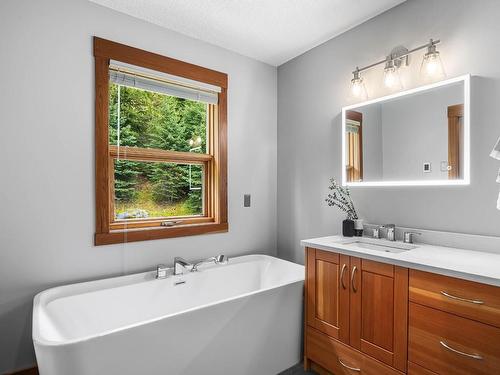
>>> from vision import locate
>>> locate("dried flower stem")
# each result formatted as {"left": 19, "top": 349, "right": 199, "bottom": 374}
{"left": 325, "top": 178, "right": 358, "bottom": 220}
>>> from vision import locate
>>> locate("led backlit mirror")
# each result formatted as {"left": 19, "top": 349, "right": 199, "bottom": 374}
{"left": 342, "top": 75, "right": 470, "bottom": 186}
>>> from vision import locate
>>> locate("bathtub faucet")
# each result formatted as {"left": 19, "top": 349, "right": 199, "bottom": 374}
{"left": 191, "top": 254, "right": 229, "bottom": 272}
{"left": 173, "top": 257, "right": 194, "bottom": 275}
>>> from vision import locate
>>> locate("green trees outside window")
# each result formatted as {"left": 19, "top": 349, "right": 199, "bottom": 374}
{"left": 109, "top": 84, "right": 207, "bottom": 219}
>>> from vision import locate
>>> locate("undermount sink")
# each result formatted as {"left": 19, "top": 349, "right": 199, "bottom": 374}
{"left": 338, "top": 237, "right": 417, "bottom": 253}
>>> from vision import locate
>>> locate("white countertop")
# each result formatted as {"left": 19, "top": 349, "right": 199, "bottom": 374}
{"left": 301, "top": 235, "right": 500, "bottom": 287}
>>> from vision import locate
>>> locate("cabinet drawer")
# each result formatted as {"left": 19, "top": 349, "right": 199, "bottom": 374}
{"left": 409, "top": 302, "right": 500, "bottom": 375}
{"left": 408, "top": 362, "right": 438, "bottom": 375}
{"left": 306, "top": 327, "right": 404, "bottom": 375}
{"left": 409, "top": 269, "right": 500, "bottom": 328}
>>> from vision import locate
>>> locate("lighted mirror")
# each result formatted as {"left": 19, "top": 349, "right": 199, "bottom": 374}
{"left": 342, "top": 75, "right": 470, "bottom": 186}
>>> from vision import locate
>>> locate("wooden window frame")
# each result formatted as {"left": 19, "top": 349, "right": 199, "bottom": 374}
{"left": 93, "top": 37, "right": 228, "bottom": 245}
{"left": 447, "top": 104, "right": 464, "bottom": 180}
{"left": 345, "top": 110, "right": 363, "bottom": 182}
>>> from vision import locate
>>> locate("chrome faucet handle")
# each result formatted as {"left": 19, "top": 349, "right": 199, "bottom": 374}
{"left": 372, "top": 228, "right": 381, "bottom": 239}
{"left": 403, "top": 231, "right": 421, "bottom": 244}
{"left": 156, "top": 264, "right": 170, "bottom": 279}
{"left": 384, "top": 224, "right": 396, "bottom": 241}
{"left": 173, "top": 257, "right": 193, "bottom": 275}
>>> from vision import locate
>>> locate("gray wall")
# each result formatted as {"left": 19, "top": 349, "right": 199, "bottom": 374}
{"left": 359, "top": 104, "right": 383, "bottom": 181}
{"left": 278, "top": 0, "right": 500, "bottom": 264}
{"left": 0, "top": 0, "right": 277, "bottom": 372}
{"left": 356, "top": 82, "right": 463, "bottom": 181}
{"left": 381, "top": 83, "right": 463, "bottom": 180}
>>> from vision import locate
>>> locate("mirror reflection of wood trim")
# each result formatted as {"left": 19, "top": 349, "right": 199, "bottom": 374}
{"left": 346, "top": 110, "right": 363, "bottom": 182}
{"left": 448, "top": 104, "right": 464, "bottom": 180}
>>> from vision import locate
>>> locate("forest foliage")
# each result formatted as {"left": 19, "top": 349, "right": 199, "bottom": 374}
{"left": 108, "top": 83, "right": 206, "bottom": 219}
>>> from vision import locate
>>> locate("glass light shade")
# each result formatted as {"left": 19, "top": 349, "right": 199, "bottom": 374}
{"left": 491, "top": 136, "right": 500, "bottom": 160}
{"left": 383, "top": 66, "right": 402, "bottom": 89}
{"left": 420, "top": 51, "right": 445, "bottom": 81}
{"left": 350, "top": 76, "right": 367, "bottom": 99}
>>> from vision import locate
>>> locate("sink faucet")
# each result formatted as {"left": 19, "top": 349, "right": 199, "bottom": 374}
{"left": 191, "top": 254, "right": 229, "bottom": 272}
{"left": 173, "top": 257, "right": 193, "bottom": 275}
{"left": 384, "top": 224, "right": 396, "bottom": 241}
{"left": 375, "top": 224, "right": 396, "bottom": 241}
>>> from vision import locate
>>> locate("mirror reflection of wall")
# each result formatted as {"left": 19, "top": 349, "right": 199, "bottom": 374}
{"left": 344, "top": 78, "right": 466, "bottom": 184}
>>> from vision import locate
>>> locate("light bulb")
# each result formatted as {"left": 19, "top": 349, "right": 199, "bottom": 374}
{"left": 383, "top": 59, "right": 401, "bottom": 89}
{"left": 350, "top": 70, "right": 367, "bottom": 99}
{"left": 420, "top": 40, "right": 445, "bottom": 81}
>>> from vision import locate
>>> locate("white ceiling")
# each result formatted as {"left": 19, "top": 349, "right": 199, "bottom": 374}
{"left": 90, "top": 0, "right": 406, "bottom": 66}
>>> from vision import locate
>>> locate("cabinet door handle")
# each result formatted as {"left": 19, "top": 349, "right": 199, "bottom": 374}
{"left": 338, "top": 358, "right": 361, "bottom": 372}
{"left": 440, "top": 291, "right": 484, "bottom": 305}
{"left": 440, "top": 340, "right": 483, "bottom": 360}
{"left": 351, "top": 266, "right": 358, "bottom": 292}
{"left": 340, "top": 264, "right": 347, "bottom": 289}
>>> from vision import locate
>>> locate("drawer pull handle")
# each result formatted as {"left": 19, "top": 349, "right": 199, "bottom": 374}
{"left": 351, "top": 266, "right": 358, "bottom": 292}
{"left": 338, "top": 358, "right": 361, "bottom": 372}
{"left": 440, "top": 340, "right": 483, "bottom": 360}
{"left": 440, "top": 291, "right": 484, "bottom": 305}
{"left": 340, "top": 264, "right": 347, "bottom": 289}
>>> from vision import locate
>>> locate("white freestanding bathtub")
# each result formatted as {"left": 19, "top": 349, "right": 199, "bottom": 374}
{"left": 33, "top": 254, "right": 304, "bottom": 375}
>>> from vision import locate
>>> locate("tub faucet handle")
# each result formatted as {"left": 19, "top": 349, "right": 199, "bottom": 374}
{"left": 156, "top": 264, "right": 169, "bottom": 279}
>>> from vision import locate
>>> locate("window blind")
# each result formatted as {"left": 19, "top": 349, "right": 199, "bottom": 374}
{"left": 109, "top": 64, "right": 219, "bottom": 105}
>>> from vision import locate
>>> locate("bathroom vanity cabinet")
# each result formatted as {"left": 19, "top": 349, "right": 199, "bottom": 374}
{"left": 304, "top": 247, "right": 500, "bottom": 375}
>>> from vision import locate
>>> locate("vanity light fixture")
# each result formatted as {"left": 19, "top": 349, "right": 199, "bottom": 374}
{"left": 421, "top": 39, "right": 445, "bottom": 81}
{"left": 349, "top": 39, "right": 444, "bottom": 97}
{"left": 383, "top": 57, "right": 402, "bottom": 89}
{"left": 350, "top": 68, "right": 367, "bottom": 99}
{"left": 490, "top": 136, "right": 500, "bottom": 160}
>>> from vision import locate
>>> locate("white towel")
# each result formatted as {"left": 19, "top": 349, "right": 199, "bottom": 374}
{"left": 491, "top": 136, "right": 500, "bottom": 160}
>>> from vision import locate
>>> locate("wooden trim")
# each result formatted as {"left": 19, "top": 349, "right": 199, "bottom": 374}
{"left": 408, "top": 361, "right": 439, "bottom": 375}
{"left": 95, "top": 55, "right": 110, "bottom": 235}
{"left": 218, "top": 88, "right": 228, "bottom": 224}
{"left": 94, "top": 37, "right": 228, "bottom": 245}
{"left": 393, "top": 266, "right": 409, "bottom": 372}
{"left": 349, "top": 256, "right": 362, "bottom": 349}
{"left": 448, "top": 104, "right": 463, "bottom": 180}
{"left": 448, "top": 104, "right": 464, "bottom": 117}
{"left": 95, "top": 222, "right": 228, "bottom": 245}
{"left": 362, "top": 258, "right": 393, "bottom": 277}
{"left": 346, "top": 110, "right": 363, "bottom": 182}
{"left": 110, "top": 216, "right": 214, "bottom": 230}
{"left": 109, "top": 145, "right": 213, "bottom": 164}
{"left": 306, "top": 247, "right": 317, "bottom": 329}
{"left": 94, "top": 37, "right": 228, "bottom": 88}
{"left": 304, "top": 247, "right": 312, "bottom": 371}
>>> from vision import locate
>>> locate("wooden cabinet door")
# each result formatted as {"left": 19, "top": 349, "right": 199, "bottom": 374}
{"left": 350, "top": 257, "right": 408, "bottom": 372}
{"left": 306, "top": 248, "right": 350, "bottom": 343}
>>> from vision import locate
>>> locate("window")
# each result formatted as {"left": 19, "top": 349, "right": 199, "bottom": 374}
{"left": 94, "top": 37, "right": 228, "bottom": 245}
